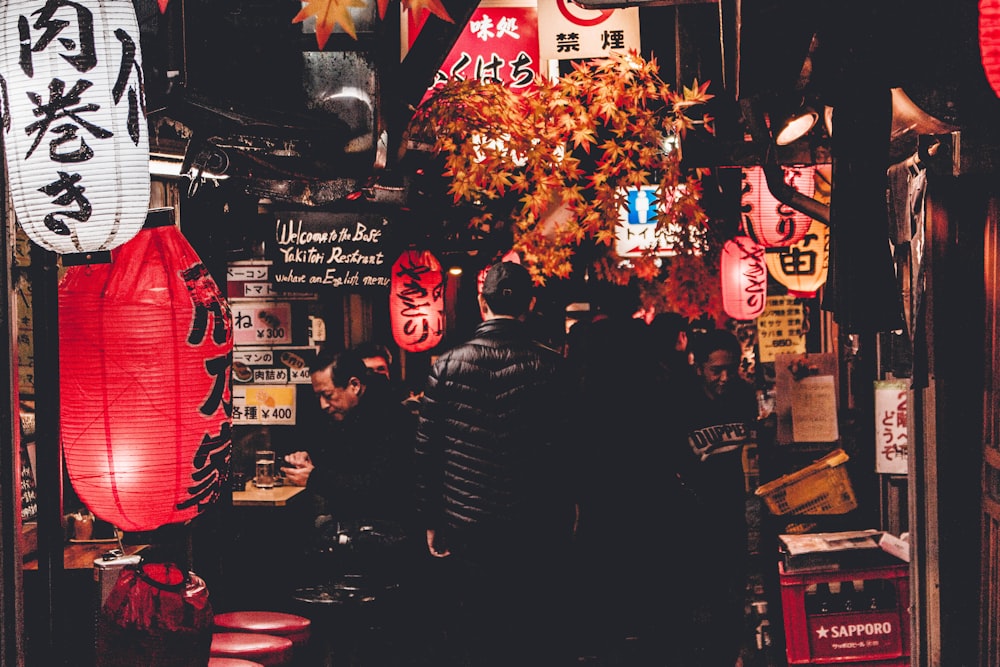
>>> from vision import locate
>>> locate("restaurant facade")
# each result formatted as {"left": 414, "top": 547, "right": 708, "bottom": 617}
{"left": 1, "top": 0, "right": 1000, "bottom": 666}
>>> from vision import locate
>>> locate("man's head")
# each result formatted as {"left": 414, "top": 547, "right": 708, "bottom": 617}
{"left": 309, "top": 348, "right": 370, "bottom": 421}
{"left": 479, "top": 261, "right": 534, "bottom": 319}
{"left": 690, "top": 329, "right": 743, "bottom": 400}
{"left": 651, "top": 311, "right": 690, "bottom": 353}
{"left": 355, "top": 342, "right": 393, "bottom": 380}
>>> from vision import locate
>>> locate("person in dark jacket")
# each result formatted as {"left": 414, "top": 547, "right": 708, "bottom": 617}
{"left": 413, "top": 261, "right": 578, "bottom": 667}
{"left": 283, "top": 346, "right": 416, "bottom": 533}
{"left": 669, "top": 327, "right": 758, "bottom": 667}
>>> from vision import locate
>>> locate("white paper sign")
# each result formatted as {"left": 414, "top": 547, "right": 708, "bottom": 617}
{"left": 875, "top": 380, "right": 909, "bottom": 474}
{"left": 536, "top": 0, "right": 639, "bottom": 60}
{"left": 791, "top": 375, "right": 840, "bottom": 443}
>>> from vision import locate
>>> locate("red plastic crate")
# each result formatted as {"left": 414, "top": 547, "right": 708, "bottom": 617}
{"left": 779, "top": 562, "right": 910, "bottom": 665}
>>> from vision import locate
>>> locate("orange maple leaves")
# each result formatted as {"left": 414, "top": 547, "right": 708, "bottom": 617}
{"left": 406, "top": 51, "right": 716, "bottom": 287}
{"left": 294, "top": 0, "right": 452, "bottom": 49}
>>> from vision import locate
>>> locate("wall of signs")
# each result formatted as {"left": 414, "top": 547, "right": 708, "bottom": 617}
{"left": 227, "top": 260, "right": 322, "bottom": 426}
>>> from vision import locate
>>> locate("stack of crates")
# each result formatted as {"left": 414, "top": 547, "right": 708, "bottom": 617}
{"left": 779, "top": 562, "right": 910, "bottom": 666}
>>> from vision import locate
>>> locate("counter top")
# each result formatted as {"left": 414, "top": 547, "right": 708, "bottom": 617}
{"left": 232, "top": 480, "right": 306, "bottom": 507}
{"left": 24, "top": 542, "right": 148, "bottom": 571}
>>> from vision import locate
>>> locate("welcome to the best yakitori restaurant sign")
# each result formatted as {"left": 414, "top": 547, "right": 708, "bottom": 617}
{"left": 267, "top": 211, "right": 395, "bottom": 291}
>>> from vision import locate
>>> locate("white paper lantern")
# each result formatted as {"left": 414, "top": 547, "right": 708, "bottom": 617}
{"left": 0, "top": 0, "right": 150, "bottom": 255}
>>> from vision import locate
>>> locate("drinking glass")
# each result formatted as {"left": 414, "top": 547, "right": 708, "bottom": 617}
{"left": 254, "top": 449, "right": 276, "bottom": 489}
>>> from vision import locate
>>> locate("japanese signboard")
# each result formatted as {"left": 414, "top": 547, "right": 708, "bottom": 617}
{"left": 875, "top": 380, "right": 909, "bottom": 475}
{"left": 266, "top": 211, "right": 393, "bottom": 292}
{"left": 232, "top": 347, "right": 317, "bottom": 386}
{"left": 757, "top": 295, "right": 807, "bottom": 363}
{"left": 232, "top": 301, "right": 293, "bottom": 347}
{"left": 233, "top": 385, "right": 296, "bottom": 426}
{"left": 536, "top": 0, "right": 640, "bottom": 60}
{"left": 421, "top": 4, "right": 540, "bottom": 104}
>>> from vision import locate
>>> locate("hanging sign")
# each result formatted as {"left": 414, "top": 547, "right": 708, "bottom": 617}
{"left": 232, "top": 301, "right": 293, "bottom": 347}
{"left": 232, "top": 347, "right": 318, "bottom": 385}
{"left": 267, "top": 211, "right": 393, "bottom": 291}
{"left": 875, "top": 380, "right": 909, "bottom": 475}
{"left": 537, "top": 0, "right": 639, "bottom": 60}
{"left": 0, "top": 0, "right": 150, "bottom": 255}
{"left": 757, "top": 295, "right": 807, "bottom": 363}
{"left": 233, "top": 385, "right": 296, "bottom": 425}
{"left": 421, "top": 4, "right": 540, "bottom": 105}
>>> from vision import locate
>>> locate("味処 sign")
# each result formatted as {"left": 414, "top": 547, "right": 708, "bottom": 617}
{"left": 267, "top": 211, "right": 393, "bottom": 291}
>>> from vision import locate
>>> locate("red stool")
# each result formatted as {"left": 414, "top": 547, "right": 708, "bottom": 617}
{"left": 210, "top": 632, "right": 293, "bottom": 667}
{"left": 214, "top": 611, "right": 312, "bottom": 650}
{"left": 208, "top": 659, "right": 265, "bottom": 667}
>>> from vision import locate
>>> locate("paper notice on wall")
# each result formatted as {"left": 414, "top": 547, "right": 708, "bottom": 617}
{"left": 791, "top": 375, "right": 839, "bottom": 442}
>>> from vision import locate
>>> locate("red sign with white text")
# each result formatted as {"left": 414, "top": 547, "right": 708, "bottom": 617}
{"left": 419, "top": 6, "right": 539, "bottom": 106}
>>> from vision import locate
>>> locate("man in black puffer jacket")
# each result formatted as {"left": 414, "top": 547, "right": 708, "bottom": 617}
{"left": 414, "top": 260, "right": 578, "bottom": 667}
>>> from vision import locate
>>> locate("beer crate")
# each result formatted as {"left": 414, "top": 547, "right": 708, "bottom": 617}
{"left": 779, "top": 562, "right": 909, "bottom": 665}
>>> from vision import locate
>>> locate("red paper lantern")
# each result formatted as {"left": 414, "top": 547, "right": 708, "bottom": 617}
{"left": 982, "top": 0, "right": 1000, "bottom": 97}
{"left": 721, "top": 236, "right": 768, "bottom": 321}
{"left": 390, "top": 250, "right": 445, "bottom": 353}
{"left": 59, "top": 220, "right": 233, "bottom": 532}
{"left": 740, "top": 166, "right": 816, "bottom": 248}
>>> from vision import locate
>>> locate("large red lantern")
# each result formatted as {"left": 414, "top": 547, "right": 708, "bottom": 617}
{"left": 740, "top": 166, "right": 816, "bottom": 248}
{"left": 390, "top": 250, "right": 445, "bottom": 353}
{"left": 721, "top": 236, "right": 768, "bottom": 321}
{"left": 982, "top": 0, "right": 1000, "bottom": 98}
{"left": 59, "top": 215, "right": 233, "bottom": 532}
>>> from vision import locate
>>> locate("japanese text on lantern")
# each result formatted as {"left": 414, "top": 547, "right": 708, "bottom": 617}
{"left": 10, "top": 0, "right": 143, "bottom": 238}
{"left": 178, "top": 263, "right": 233, "bottom": 511}
{"left": 390, "top": 251, "right": 444, "bottom": 353}
{"left": 875, "top": 380, "right": 909, "bottom": 475}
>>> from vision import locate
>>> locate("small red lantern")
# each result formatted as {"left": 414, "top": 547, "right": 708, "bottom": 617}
{"left": 721, "top": 236, "right": 768, "bottom": 321}
{"left": 390, "top": 250, "right": 445, "bottom": 353}
{"left": 981, "top": 0, "right": 1000, "bottom": 97}
{"left": 741, "top": 165, "right": 816, "bottom": 248}
{"left": 59, "top": 216, "right": 233, "bottom": 532}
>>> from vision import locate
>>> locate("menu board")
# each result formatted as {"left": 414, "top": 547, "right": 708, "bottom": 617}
{"left": 266, "top": 211, "right": 394, "bottom": 292}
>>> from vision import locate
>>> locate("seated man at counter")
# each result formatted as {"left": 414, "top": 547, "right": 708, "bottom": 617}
{"left": 281, "top": 347, "right": 416, "bottom": 530}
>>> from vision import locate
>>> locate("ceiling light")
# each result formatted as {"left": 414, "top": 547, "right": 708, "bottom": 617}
{"left": 773, "top": 104, "right": 819, "bottom": 146}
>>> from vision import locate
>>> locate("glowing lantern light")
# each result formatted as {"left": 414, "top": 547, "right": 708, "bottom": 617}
{"left": 982, "top": 0, "right": 1000, "bottom": 98}
{"left": 390, "top": 250, "right": 445, "bottom": 353}
{"left": 721, "top": 236, "right": 768, "bottom": 321}
{"left": 740, "top": 166, "right": 816, "bottom": 248}
{"left": 0, "top": 0, "right": 151, "bottom": 256}
{"left": 765, "top": 217, "right": 830, "bottom": 298}
{"left": 59, "top": 214, "right": 233, "bottom": 532}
